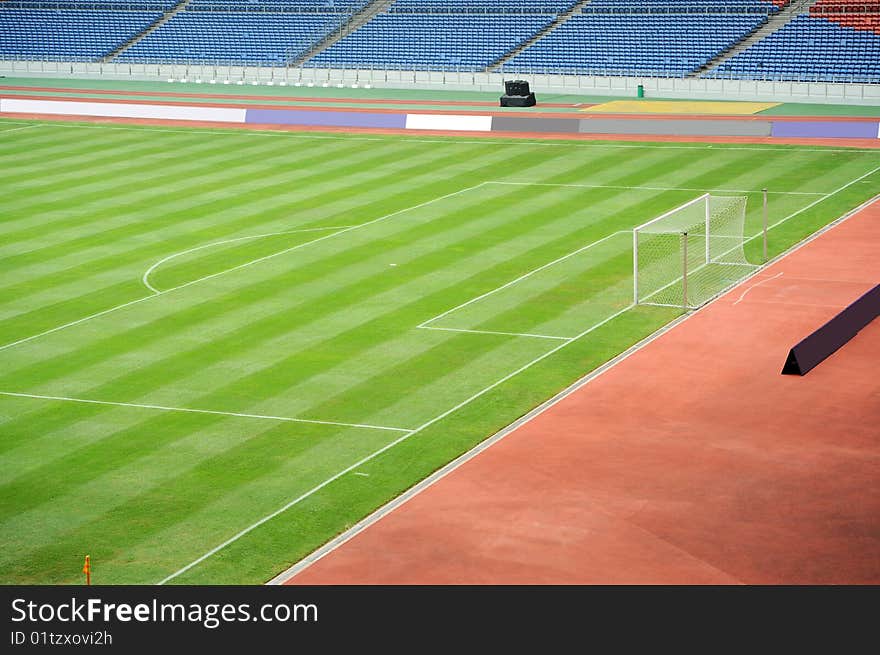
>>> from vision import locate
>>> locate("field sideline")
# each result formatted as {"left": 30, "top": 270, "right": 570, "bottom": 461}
{"left": 1, "top": 118, "right": 878, "bottom": 584}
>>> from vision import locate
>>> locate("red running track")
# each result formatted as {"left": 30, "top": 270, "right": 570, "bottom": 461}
{"left": 285, "top": 198, "right": 880, "bottom": 585}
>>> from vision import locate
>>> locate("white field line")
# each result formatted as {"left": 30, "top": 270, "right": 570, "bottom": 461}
{"left": 8, "top": 120, "right": 880, "bottom": 154}
{"left": 0, "top": 124, "right": 40, "bottom": 135}
{"left": 160, "top": 301, "right": 634, "bottom": 584}
{"left": 163, "top": 167, "right": 880, "bottom": 584}
{"left": 490, "top": 181, "right": 827, "bottom": 196}
{"left": 744, "top": 160, "right": 880, "bottom": 245}
{"left": 419, "top": 230, "right": 629, "bottom": 329}
{"left": 0, "top": 391, "right": 412, "bottom": 433}
{"left": 141, "top": 226, "right": 355, "bottom": 294}
{"left": 418, "top": 326, "right": 570, "bottom": 341}
{"left": 0, "top": 183, "right": 489, "bottom": 353}
{"left": 268, "top": 191, "right": 880, "bottom": 585}
{"left": 156, "top": 182, "right": 490, "bottom": 295}
{"left": 157, "top": 426, "right": 420, "bottom": 584}
{"left": 733, "top": 271, "right": 784, "bottom": 306}
{"left": 0, "top": 294, "right": 156, "bottom": 353}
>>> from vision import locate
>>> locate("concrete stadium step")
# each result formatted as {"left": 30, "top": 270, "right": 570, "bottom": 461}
{"left": 103, "top": 0, "right": 192, "bottom": 64}
{"left": 486, "top": 0, "right": 594, "bottom": 73}
{"left": 292, "top": 0, "right": 396, "bottom": 68}
{"left": 694, "top": 0, "right": 821, "bottom": 78}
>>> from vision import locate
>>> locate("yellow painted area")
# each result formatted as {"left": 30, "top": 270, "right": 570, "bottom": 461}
{"left": 581, "top": 100, "right": 780, "bottom": 115}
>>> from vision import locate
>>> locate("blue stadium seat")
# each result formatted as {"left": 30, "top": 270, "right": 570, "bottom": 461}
{"left": 709, "top": 15, "right": 880, "bottom": 83}
{"left": 0, "top": 8, "right": 163, "bottom": 60}
{"left": 504, "top": 12, "right": 767, "bottom": 77}
{"left": 309, "top": 11, "right": 557, "bottom": 71}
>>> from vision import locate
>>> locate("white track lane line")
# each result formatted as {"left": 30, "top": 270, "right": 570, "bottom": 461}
{"left": 0, "top": 391, "right": 412, "bottom": 433}
{"left": 733, "top": 272, "right": 784, "bottom": 306}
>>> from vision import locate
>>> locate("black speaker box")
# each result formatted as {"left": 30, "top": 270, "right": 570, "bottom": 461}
{"left": 504, "top": 80, "right": 531, "bottom": 97}
{"left": 501, "top": 79, "right": 536, "bottom": 107}
{"left": 500, "top": 93, "right": 536, "bottom": 107}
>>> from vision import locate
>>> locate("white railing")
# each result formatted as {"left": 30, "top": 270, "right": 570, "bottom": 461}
{"left": 2, "top": 59, "right": 879, "bottom": 105}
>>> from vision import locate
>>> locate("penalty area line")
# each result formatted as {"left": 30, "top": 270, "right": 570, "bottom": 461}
{"left": 141, "top": 225, "right": 357, "bottom": 294}
{"left": 268, "top": 192, "right": 880, "bottom": 585}
{"left": 417, "top": 326, "right": 570, "bottom": 341}
{"left": 162, "top": 301, "right": 636, "bottom": 585}
{"left": 0, "top": 391, "right": 413, "bottom": 433}
{"left": 0, "top": 183, "right": 490, "bottom": 353}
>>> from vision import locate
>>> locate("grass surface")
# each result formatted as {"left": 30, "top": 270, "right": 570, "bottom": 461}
{"left": 0, "top": 118, "right": 878, "bottom": 584}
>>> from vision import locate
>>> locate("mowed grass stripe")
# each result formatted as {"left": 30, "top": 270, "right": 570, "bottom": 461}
{"left": 2, "top": 122, "right": 878, "bottom": 583}
{"left": 0, "top": 151, "right": 820, "bottom": 456}
{"left": 0, "top": 135, "right": 325, "bottom": 247}
{"left": 2, "top": 417, "right": 399, "bottom": 584}
{"left": 5, "top": 182, "right": 587, "bottom": 408}
{"left": 0, "top": 142, "right": 499, "bottom": 341}
{"left": 0, "top": 133, "right": 372, "bottom": 240}
{"left": 0, "top": 138, "right": 485, "bottom": 280}
{"left": 0, "top": 180, "right": 536, "bottom": 434}
{"left": 0, "top": 139, "right": 397, "bottom": 290}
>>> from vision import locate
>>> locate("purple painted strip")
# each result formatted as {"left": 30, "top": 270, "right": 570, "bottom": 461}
{"left": 245, "top": 108, "right": 406, "bottom": 129}
{"left": 771, "top": 120, "right": 879, "bottom": 139}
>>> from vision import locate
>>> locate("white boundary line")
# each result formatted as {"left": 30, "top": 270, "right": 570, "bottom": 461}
{"left": 152, "top": 182, "right": 491, "bottom": 295}
{"left": 4, "top": 120, "right": 880, "bottom": 153}
{"left": 1, "top": 134, "right": 877, "bottom": 581}
{"left": 490, "top": 181, "right": 827, "bottom": 196}
{"left": 160, "top": 300, "right": 636, "bottom": 585}
{"left": 168, "top": 163, "right": 880, "bottom": 583}
{"left": 0, "top": 124, "right": 40, "bottom": 135}
{"left": 267, "top": 191, "right": 880, "bottom": 585}
{"left": 0, "top": 391, "right": 412, "bottom": 433}
{"left": 0, "top": 183, "right": 489, "bottom": 353}
{"left": 418, "top": 326, "right": 569, "bottom": 341}
{"left": 141, "top": 226, "right": 355, "bottom": 294}
{"left": 418, "top": 230, "right": 630, "bottom": 331}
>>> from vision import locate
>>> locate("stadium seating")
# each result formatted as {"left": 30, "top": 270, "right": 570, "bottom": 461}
{"left": 117, "top": 10, "right": 349, "bottom": 64}
{"left": 0, "top": 7, "right": 163, "bottom": 60}
{"left": 309, "top": 6, "right": 559, "bottom": 71}
{"left": 187, "top": 0, "right": 370, "bottom": 11}
{"left": 709, "top": 14, "right": 880, "bottom": 83}
{"left": 2, "top": 1, "right": 177, "bottom": 8}
{"left": 810, "top": 0, "right": 880, "bottom": 34}
{"left": 581, "top": 0, "right": 783, "bottom": 13}
{"left": 0, "top": 0, "right": 875, "bottom": 83}
{"left": 387, "top": 0, "right": 579, "bottom": 13}
{"left": 504, "top": 12, "right": 767, "bottom": 77}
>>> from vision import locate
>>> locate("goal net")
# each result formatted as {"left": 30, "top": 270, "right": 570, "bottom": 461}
{"left": 633, "top": 194, "right": 757, "bottom": 309}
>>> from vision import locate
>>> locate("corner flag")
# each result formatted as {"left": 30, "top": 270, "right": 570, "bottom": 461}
{"left": 83, "top": 555, "right": 91, "bottom": 586}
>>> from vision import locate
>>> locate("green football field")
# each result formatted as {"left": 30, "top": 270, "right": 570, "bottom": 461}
{"left": 1, "top": 118, "right": 878, "bottom": 584}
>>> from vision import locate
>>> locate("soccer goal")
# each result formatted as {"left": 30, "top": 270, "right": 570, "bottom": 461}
{"left": 633, "top": 194, "right": 759, "bottom": 310}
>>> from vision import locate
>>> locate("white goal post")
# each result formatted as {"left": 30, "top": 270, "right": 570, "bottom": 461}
{"left": 633, "top": 193, "right": 760, "bottom": 310}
